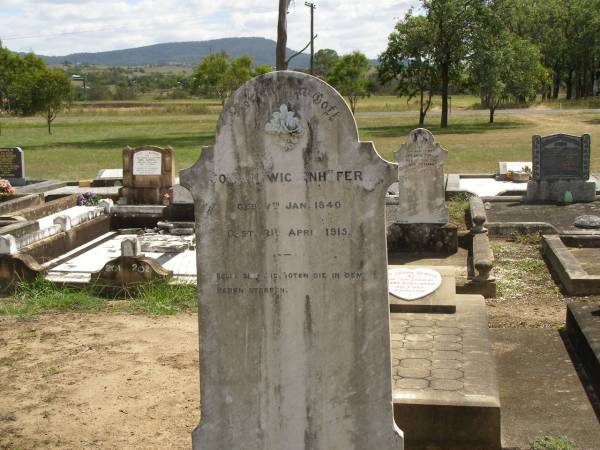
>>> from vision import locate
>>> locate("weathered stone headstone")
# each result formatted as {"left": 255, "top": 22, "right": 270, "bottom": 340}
{"left": 181, "top": 71, "right": 403, "bottom": 450}
{"left": 388, "top": 129, "right": 456, "bottom": 253}
{"left": 0, "top": 147, "right": 26, "bottom": 186}
{"left": 395, "top": 128, "right": 448, "bottom": 224}
{"left": 526, "top": 133, "right": 595, "bottom": 202}
{"left": 120, "top": 145, "right": 175, "bottom": 204}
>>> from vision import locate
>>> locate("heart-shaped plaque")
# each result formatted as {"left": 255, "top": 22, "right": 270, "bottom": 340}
{"left": 388, "top": 267, "right": 442, "bottom": 301}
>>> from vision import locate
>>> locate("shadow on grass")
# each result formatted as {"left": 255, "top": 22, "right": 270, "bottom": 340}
{"left": 21, "top": 131, "right": 215, "bottom": 151}
{"left": 360, "top": 121, "right": 524, "bottom": 137}
{"left": 584, "top": 119, "right": 600, "bottom": 125}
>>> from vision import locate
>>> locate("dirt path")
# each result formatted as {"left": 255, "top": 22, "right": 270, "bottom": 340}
{"left": 0, "top": 313, "right": 199, "bottom": 450}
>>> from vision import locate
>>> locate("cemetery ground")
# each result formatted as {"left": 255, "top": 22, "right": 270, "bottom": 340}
{"left": 1, "top": 217, "right": 599, "bottom": 449}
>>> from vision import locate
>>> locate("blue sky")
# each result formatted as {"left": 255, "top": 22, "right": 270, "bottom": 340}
{"left": 0, "top": 0, "right": 413, "bottom": 58}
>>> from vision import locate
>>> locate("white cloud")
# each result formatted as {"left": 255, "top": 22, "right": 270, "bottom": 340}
{"left": 0, "top": 0, "right": 414, "bottom": 58}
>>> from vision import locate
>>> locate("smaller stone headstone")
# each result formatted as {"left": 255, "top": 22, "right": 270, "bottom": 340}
{"left": 91, "top": 255, "right": 172, "bottom": 293}
{"left": 121, "top": 237, "right": 142, "bottom": 256}
{"left": 526, "top": 134, "right": 595, "bottom": 203}
{"left": 574, "top": 215, "right": 600, "bottom": 229}
{"left": 389, "top": 129, "right": 457, "bottom": 254}
{"left": 395, "top": 129, "right": 448, "bottom": 223}
{"left": 388, "top": 267, "right": 442, "bottom": 300}
{"left": 120, "top": 146, "right": 175, "bottom": 204}
{"left": 0, "top": 147, "right": 26, "bottom": 186}
{"left": 497, "top": 161, "right": 531, "bottom": 175}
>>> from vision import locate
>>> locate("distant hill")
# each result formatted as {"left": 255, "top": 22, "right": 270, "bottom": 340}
{"left": 30, "top": 37, "right": 310, "bottom": 68}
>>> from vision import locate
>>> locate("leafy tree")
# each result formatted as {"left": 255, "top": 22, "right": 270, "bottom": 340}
{"left": 422, "top": 0, "right": 480, "bottom": 128}
{"left": 379, "top": 12, "right": 439, "bottom": 126}
{"left": 254, "top": 64, "right": 273, "bottom": 76}
{"left": 191, "top": 53, "right": 254, "bottom": 105}
{"left": 34, "top": 68, "right": 73, "bottom": 134}
{"left": 314, "top": 49, "right": 339, "bottom": 79}
{"left": 327, "top": 51, "right": 372, "bottom": 114}
{"left": 501, "top": 0, "right": 600, "bottom": 100}
{"left": 6, "top": 52, "right": 47, "bottom": 116}
{"left": 470, "top": 31, "right": 545, "bottom": 122}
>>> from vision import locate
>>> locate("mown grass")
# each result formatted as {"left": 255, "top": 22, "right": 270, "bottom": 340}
{"left": 0, "top": 277, "right": 197, "bottom": 316}
{"left": 0, "top": 99, "right": 599, "bottom": 179}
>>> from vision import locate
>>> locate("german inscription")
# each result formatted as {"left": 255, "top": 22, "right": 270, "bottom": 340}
{"left": 181, "top": 72, "right": 402, "bottom": 450}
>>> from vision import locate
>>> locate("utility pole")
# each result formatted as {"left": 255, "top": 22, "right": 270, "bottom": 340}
{"left": 305, "top": 2, "right": 316, "bottom": 75}
{"left": 276, "top": 0, "right": 291, "bottom": 70}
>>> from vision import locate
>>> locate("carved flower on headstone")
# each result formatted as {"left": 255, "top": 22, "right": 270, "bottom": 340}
{"left": 265, "top": 104, "right": 303, "bottom": 135}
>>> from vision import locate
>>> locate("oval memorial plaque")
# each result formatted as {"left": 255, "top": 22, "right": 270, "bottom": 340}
{"left": 388, "top": 267, "right": 442, "bottom": 301}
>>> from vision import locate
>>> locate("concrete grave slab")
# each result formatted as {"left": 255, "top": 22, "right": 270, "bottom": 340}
{"left": 44, "top": 186, "right": 120, "bottom": 197}
{"left": 181, "top": 71, "right": 402, "bottom": 450}
{"left": 388, "top": 266, "right": 500, "bottom": 450}
{"left": 92, "top": 168, "right": 123, "bottom": 187}
{"left": 459, "top": 176, "right": 528, "bottom": 196}
{"left": 492, "top": 328, "right": 600, "bottom": 450}
{"left": 542, "top": 234, "right": 600, "bottom": 295}
{"left": 566, "top": 302, "right": 600, "bottom": 395}
{"left": 485, "top": 199, "right": 600, "bottom": 236}
{"left": 46, "top": 233, "right": 196, "bottom": 284}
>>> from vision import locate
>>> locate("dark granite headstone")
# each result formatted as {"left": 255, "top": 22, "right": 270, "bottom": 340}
{"left": 526, "top": 134, "right": 595, "bottom": 203}
{"left": 532, "top": 134, "right": 590, "bottom": 180}
{"left": 0, "top": 147, "right": 26, "bottom": 186}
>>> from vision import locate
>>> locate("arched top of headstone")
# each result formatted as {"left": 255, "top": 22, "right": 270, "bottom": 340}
{"left": 394, "top": 128, "right": 449, "bottom": 223}
{"left": 532, "top": 133, "right": 591, "bottom": 180}
{"left": 394, "top": 128, "right": 448, "bottom": 169}
{"left": 181, "top": 71, "right": 392, "bottom": 195}
{"left": 218, "top": 70, "right": 358, "bottom": 143}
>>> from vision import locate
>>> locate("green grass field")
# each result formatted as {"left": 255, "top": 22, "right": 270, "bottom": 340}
{"left": 0, "top": 95, "right": 599, "bottom": 180}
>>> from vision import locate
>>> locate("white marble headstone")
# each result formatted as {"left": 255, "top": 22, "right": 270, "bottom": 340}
{"left": 181, "top": 71, "right": 403, "bottom": 450}
{"left": 132, "top": 150, "right": 162, "bottom": 175}
{"left": 395, "top": 129, "right": 448, "bottom": 223}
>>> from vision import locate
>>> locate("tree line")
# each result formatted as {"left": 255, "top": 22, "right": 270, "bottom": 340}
{"left": 378, "top": 0, "right": 600, "bottom": 126}
{"left": 1, "top": 0, "right": 598, "bottom": 131}
{"left": 0, "top": 44, "right": 72, "bottom": 134}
